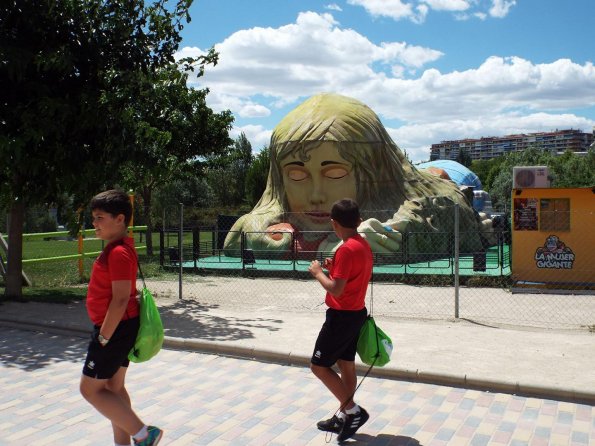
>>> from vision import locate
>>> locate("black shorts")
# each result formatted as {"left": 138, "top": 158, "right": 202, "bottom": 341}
{"left": 82, "top": 317, "right": 140, "bottom": 379}
{"left": 311, "top": 308, "right": 367, "bottom": 367}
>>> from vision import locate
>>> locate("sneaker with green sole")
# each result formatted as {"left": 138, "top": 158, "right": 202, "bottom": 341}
{"left": 133, "top": 426, "right": 163, "bottom": 446}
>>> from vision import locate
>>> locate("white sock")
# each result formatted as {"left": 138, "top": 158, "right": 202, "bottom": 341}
{"left": 346, "top": 404, "right": 360, "bottom": 415}
{"left": 132, "top": 425, "right": 148, "bottom": 441}
{"left": 337, "top": 411, "right": 347, "bottom": 421}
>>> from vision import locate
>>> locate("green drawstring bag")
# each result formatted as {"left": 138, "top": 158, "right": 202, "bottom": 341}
{"left": 356, "top": 316, "right": 393, "bottom": 367}
{"left": 129, "top": 265, "right": 164, "bottom": 363}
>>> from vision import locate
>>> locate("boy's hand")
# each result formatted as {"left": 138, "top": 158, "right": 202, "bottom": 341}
{"left": 323, "top": 258, "right": 332, "bottom": 269}
{"left": 309, "top": 259, "right": 346, "bottom": 296}
{"left": 308, "top": 260, "right": 323, "bottom": 277}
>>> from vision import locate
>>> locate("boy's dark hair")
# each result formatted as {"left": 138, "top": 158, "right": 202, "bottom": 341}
{"left": 330, "top": 198, "right": 361, "bottom": 229}
{"left": 91, "top": 189, "right": 132, "bottom": 226}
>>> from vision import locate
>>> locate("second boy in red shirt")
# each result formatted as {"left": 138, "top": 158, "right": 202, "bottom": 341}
{"left": 308, "top": 198, "right": 373, "bottom": 442}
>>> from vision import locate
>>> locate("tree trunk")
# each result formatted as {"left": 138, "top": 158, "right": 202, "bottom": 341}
{"left": 5, "top": 201, "right": 25, "bottom": 298}
{"left": 143, "top": 185, "right": 154, "bottom": 256}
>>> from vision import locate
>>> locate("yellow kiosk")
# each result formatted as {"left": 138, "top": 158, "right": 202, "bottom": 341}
{"left": 511, "top": 186, "right": 595, "bottom": 291}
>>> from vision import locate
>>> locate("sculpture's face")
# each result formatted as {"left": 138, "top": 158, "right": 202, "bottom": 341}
{"left": 281, "top": 141, "right": 357, "bottom": 231}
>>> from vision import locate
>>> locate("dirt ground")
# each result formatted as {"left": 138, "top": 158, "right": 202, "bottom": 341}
{"left": 145, "top": 276, "right": 595, "bottom": 331}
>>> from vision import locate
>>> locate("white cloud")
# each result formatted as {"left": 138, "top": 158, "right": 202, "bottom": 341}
{"left": 179, "top": 12, "right": 443, "bottom": 108}
{"left": 421, "top": 0, "right": 471, "bottom": 12}
{"left": 489, "top": 0, "right": 516, "bottom": 18}
{"left": 230, "top": 125, "right": 272, "bottom": 152}
{"left": 325, "top": 3, "right": 342, "bottom": 11}
{"left": 238, "top": 103, "right": 271, "bottom": 118}
{"left": 347, "top": 0, "right": 427, "bottom": 23}
{"left": 348, "top": 0, "right": 516, "bottom": 22}
{"left": 356, "top": 57, "right": 595, "bottom": 124}
{"left": 378, "top": 42, "right": 443, "bottom": 68}
{"left": 391, "top": 65, "right": 406, "bottom": 78}
{"left": 178, "top": 13, "right": 594, "bottom": 163}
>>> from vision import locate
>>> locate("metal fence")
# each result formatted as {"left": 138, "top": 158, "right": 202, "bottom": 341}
{"left": 148, "top": 205, "right": 594, "bottom": 331}
{"left": 5, "top": 205, "right": 594, "bottom": 331}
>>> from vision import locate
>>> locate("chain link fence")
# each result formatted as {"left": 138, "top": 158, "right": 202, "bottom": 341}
{"left": 4, "top": 205, "right": 593, "bottom": 331}
{"left": 146, "top": 205, "right": 594, "bottom": 331}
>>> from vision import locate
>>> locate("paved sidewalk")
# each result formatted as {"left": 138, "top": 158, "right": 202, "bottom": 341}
{"left": 1, "top": 325, "right": 594, "bottom": 445}
{"left": 0, "top": 296, "right": 593, "bottom": 405}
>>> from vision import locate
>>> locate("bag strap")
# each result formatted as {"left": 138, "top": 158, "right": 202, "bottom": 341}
{"left": 327, "top": 347, "right": 377, "bottom": 443}
{"left": 338, "top": 349, "right": 377, "bottom": 411}
{"left": 108, "top": 238, "right": 140, "bottom": 319}
{"left": 369, "top": 272, "right": 374, "bottom": 317}
{"left": 329, "top": 316, "right": 379, "bottom": 440}
{"left": 137, "top": 260, "right": 146, "bottom": 290}
{"left": 118, "top": 237, "right": 146, "bottom": 290}
{"left": 368, "top": 269, "right": 380, "bottom": 367}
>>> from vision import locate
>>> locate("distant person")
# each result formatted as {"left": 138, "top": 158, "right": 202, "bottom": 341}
{"left": 308, "top": 198, "right": 373, "bottom": 442}
{"left": 79, "top": 189, "right": 162, "bottom": 446}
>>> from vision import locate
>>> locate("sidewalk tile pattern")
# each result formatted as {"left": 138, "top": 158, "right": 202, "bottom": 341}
{"left": 0, "top": 327, "right": 593, "bottom": 445}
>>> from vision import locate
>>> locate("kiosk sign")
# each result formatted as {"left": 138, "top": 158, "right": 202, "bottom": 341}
{"left": 534, "top": 235, "right": 575, "bottom": 269}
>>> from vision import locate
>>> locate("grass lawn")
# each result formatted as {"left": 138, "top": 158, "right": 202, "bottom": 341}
{"left": 0, "top": 286, "right": 87, "bottom": 303}
{"left": 2, "top": 230, "right": 201, "bottom": 289}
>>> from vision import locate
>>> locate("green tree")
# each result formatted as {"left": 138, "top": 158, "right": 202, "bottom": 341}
{"left": 152, "top": 170, "right": 215, "bottom": 228}
{"left": 489, "top": 148, "right": 595, "bottom": 211}
{"left": 230, "top": 133, "right": 254, "bottom": 203}
{"left": 548, "top": 149, "right": 595, "bottom": 188}
{"left": 244, "top": 146, "right": 270, "bottom": 207}
{"left": 0, "top": 0, "right": 205, "bottom": 296}
{"left": 207, "top": 133, "right": 253, "bottom": 205}
{"left": 471, "top": 157, "right": 505, "bottom": 191}
{"left": 456, "top": 147, "right": 473, "bottom": 167}
{"left": 488, "top": 147, "right": 548, "bottom": 210}
{"left": 122, "top": 64, "right": 233, "bottom": 255}
{"left": 484, "top": 158, "right": 507, "bottom": 192}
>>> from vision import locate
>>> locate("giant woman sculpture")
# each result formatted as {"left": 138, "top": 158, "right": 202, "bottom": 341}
{"left": 224, "top": 93, "right": 491, "bottom": 257}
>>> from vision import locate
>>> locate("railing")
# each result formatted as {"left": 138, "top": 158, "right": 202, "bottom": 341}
{"left": 160, "top": 227, "right": 511, "bottom": 279}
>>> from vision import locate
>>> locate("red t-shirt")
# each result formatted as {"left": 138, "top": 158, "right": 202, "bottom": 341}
{"left": 86, "top": 237, "right": 139, "bottom": 325}
{"left": 325, "top": 234, "right": 373, "bottom": 311}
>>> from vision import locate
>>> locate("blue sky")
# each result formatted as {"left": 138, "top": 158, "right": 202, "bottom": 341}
{"left": 178, "top": 0, "right": 595, "bottom": 162}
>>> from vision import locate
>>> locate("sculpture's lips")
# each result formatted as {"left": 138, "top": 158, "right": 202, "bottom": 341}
{"left": 305, "top": 212, "right": 330, "bottom": 221}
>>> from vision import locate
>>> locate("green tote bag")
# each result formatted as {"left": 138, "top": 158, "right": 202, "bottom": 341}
{"left": 356, "top": 316, "right": 393, "bottom": 367}
{"left": 128, "top": 263, "right": 164, "bottom": 363}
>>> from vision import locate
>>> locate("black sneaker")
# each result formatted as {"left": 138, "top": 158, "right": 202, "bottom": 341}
{"left": 337, "top": 407, "right": 369, "bottom": 442}
{"left": 316, "top": 414, "right": 344, "bottom": 433}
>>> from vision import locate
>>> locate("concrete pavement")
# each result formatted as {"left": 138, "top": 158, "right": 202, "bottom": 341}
{"left": 0, "top": 294, "right": 594, "bottom": 405}
{"left": 1, "top": 325, "right": 594, "bottom": 445}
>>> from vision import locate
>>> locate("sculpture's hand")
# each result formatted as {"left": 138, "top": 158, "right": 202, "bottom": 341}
{"left": 317, "top": 234, "right": 342, "bottom": 255}
{"left": 358, "top": 218, "right": 402, "bottom": 253}
{"left": 248, "top": 222, "right": 295, "bottom": 252}
{"left": 478, "top": 212, "right": 497, "bottom": 246}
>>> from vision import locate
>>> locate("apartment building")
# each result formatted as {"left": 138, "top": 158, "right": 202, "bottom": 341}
{"left": 429, "top": 128, "right": 594, "bottom": 161}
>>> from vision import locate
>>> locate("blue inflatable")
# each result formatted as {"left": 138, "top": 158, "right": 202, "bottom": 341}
{"left": 416, "top": 160, "right": 482, "bottom": 190}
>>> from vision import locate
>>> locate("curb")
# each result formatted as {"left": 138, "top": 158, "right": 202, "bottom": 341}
{"left": 2, "top": 319, "right": 594, "bottom": 405}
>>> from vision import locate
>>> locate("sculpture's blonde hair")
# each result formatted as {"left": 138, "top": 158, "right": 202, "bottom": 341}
{"left": 252, "top": 93, "right": 455, "bottom": 221}
{"left": 224, "top": 93, "right": 484, "bottom": 255}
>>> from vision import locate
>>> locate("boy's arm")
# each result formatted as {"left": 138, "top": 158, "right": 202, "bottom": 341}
{"left": 99, "top": 280, "right": 131, "bottom": 342}
{"left": 309, "top": 260, "right": 347, "bottom": 297}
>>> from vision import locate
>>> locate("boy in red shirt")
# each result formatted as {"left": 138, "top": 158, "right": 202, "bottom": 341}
{"left": 308, "top": 198, "right": 373, "bottom": 442}
{"left": 80, "top": 190, "right": 162, "bottom": 446}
